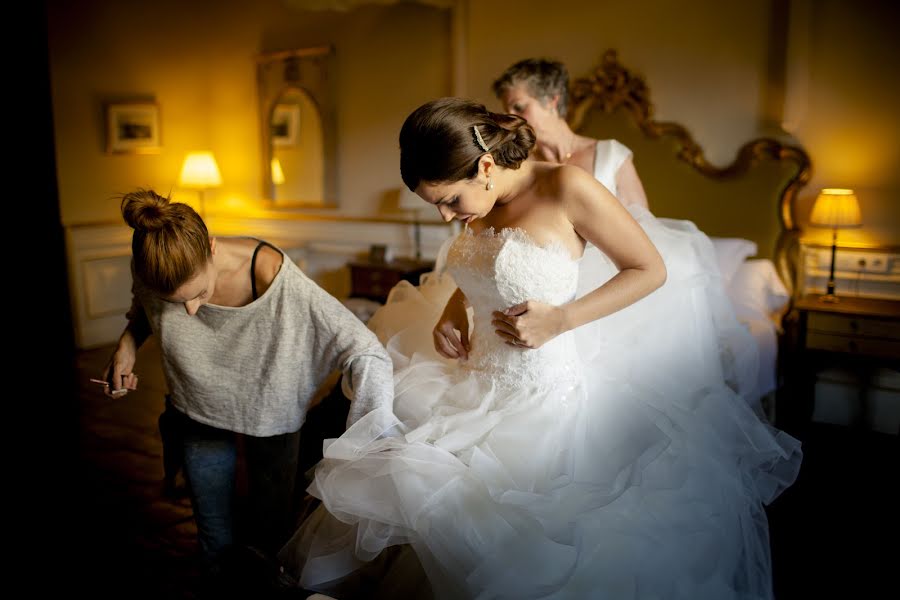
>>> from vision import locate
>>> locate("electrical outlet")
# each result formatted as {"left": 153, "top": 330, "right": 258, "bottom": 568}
{"left": 863, "top": 254, "right": 889, "bottom": 273}
{"left": 833, "top": 252, "right": 890, "bottom": 273}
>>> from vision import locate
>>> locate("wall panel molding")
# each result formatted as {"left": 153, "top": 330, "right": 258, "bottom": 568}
{"left": 65, "top": 217, "right": 455, "bottom": 348}
{"left": 798, "top": 244, "right": 900, "bottom": 300}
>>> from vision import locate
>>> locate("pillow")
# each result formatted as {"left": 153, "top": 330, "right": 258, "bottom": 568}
{"left": 727, "top": 259, "right": 790, "bottom": 323}
{"left": 710, "top": 237, "right": 758, "bottom": 284}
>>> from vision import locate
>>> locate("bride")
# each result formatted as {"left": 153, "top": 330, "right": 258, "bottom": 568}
{"left": 279, "top": 97, "right": 801, "bottom": 599}
{"left": 491, "top": 57, "right": 763, "bottom": 402}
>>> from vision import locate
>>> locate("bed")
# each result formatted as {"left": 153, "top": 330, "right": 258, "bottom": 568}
{"left": 568, "top": 49, "right": 812, "bottom": 412}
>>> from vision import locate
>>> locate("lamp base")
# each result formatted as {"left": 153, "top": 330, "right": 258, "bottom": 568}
{"left": 819, "top": 278, "right": 838, "bottom": 303}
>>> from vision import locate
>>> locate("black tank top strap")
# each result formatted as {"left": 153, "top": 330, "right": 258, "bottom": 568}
{"left": 250, "top": 240, "right": 279, "bottom": 300}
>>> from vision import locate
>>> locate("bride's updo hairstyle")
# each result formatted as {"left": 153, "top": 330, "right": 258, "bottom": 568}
{"left": 400, "top": 97, "right": 536, "bottom": 191}
{"left": 121, "top": 188, "right": 212, "bottom": 295}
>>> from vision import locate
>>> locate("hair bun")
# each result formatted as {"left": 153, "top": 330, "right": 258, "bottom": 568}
{"left": 487, "top": 112, "right": 536, "bottom": 169}
{"left": 121, "top": 189, "right": 171, "bottom": 232}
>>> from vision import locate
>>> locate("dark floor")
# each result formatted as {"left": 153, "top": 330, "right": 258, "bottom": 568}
{"left": 62, "top": 339, "right": 897, "bottom": 599}
{"left": 68, "top": 339, "right": 205, "bottom": 599}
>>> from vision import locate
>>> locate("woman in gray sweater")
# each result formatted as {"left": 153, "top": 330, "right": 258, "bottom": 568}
{"left": 101, "top": 188, "right": 394, "bottom": 576}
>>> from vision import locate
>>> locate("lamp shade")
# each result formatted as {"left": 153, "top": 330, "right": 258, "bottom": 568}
{"left": 178, "top": 151, "right": 222, "bottom": 188}
{"left": 810, "top": 188, "right": 862, "bottom": 228}
{"left": 398, "top": 186, "right": 423, "bottom": 211}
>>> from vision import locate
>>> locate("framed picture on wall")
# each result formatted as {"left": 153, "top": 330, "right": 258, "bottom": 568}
{"left": 271, "top": 103, "right": 300, "bottom": 147}
{"left": 106, "top": 102, "right": 161, "bottom": 154}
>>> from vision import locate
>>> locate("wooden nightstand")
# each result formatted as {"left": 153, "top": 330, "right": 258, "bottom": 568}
{"left": 347, "top": 258, "right": 435, "bottom": 304}
{"left": 780, "top": 294, "right": 900, "bottom": 431}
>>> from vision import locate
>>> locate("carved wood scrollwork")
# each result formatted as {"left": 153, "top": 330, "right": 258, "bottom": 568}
{"left": 569, "top": 49, "right": 654, "bottom": 126}
{"left": 569, "top": 49, "right": 813, "bottom": 294}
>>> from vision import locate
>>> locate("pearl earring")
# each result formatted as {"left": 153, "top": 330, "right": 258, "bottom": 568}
{"left": 486, "top": 175, "right": 494, "bottom": 191}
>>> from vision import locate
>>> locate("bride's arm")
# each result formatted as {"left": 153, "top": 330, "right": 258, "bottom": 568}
{"left": 433, "top": 287, "right": 471, "bottom": 360}
{"left": 492, "top": 166, "right": 665, "bottom": 349}
{"left": 562, "top": 165, "right": 665, "bottom": 330}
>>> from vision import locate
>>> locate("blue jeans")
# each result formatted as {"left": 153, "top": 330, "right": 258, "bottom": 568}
{"left": 173, "top": 407, "right": 301, "bottom": 565}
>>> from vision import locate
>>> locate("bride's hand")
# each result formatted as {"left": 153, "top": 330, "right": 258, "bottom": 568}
{"left": 433, "top": 289, "right": 470, "bottom": 360}
{"left": 492, "top": 301, "right": 567, "bottom": 350}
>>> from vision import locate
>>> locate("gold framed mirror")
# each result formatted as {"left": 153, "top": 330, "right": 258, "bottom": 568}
{"left": 256, "top": 46, "right": 337, "bottom": 207}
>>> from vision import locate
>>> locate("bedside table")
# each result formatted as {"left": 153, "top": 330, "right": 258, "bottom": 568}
{"left": 347, "top": 258, "right": 435, "bottom": 304}
{"left": 780, "top": 294, "right": 900, "bottom": 431}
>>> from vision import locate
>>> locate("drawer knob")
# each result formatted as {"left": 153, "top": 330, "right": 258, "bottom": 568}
{"left": 849, "top": 320, "right": 859, "bottom": 331}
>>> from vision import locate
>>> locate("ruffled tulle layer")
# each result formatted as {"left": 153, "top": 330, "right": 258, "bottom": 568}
{"left": 572, "top": 206, "right": 762, "bottom": 403}
{"left": 280, "top": 209, "right": 801, "bottom": 599}
{"left": 281, "top": 338, "right": 799, "bottom": 599}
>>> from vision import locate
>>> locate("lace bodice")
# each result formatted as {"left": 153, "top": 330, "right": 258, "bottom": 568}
{"left": 446, "top": 227, "right": 581, "bottom": 390}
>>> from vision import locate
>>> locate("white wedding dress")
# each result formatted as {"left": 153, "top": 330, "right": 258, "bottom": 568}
{"left": 279, "top": 223, "right": 802, "bottom": 599}
{"left": 577, "top": 139, "right": 762, "bottom": 402}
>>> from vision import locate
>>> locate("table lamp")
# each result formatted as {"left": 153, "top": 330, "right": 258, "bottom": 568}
{"left": 399, "top": 186, "right": 424, "bottom": 260}
{"left": 809, "top": 188, "right": 862, "bottom": 302}
{"left": 178, "top": 151, "right": 222, "bottom": 218}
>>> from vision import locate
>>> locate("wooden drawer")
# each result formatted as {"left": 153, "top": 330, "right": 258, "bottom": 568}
{"left": 807, "top": 312, "right": 900, "bottom": 339}
{"left": 350, "top": 267, "right": 402, "bottom": 300}
{"left": 348, "top": 259, "right": 434, "bottom": 303}
{"left": 806, "top": 331, "right": 900, "bottom": 359}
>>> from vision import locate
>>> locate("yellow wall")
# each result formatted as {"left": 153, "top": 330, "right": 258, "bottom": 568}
{"left": 465, "top": 0, "right": 899, "bottom": 246}
{"left": 466, "top": 0, "right": 771, "bottom": 165}
{"left": 48, "top": 0, "right": 450, "bottom": 223}
{"left": 789, "top": 0, "right": 900, "bottom": 247}
{"left": 48, "top": 0, "right": 898, "bottom": 245}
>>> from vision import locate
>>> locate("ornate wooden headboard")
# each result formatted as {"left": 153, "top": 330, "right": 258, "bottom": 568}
{"left": 569, "top": 50, "right": 812, "bottom": 294}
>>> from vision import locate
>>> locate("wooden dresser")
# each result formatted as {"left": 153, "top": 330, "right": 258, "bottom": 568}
{"left": 780, "top": 294, "right": 900, "bottom": 431}
{"left": 795, "top": 295, "right": 900, "bottom": 359}
{"left": 347, "top": 258, "right": 435, "bottom": 304}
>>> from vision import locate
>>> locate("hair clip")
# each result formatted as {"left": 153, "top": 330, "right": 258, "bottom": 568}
{"left": 473, "top": 126, "right": 489, "bottom": 152}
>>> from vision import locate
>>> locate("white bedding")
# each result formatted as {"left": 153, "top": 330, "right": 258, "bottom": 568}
{"left": 724, "top": 256, "right": 791, "bottom": 401}
{"left": 742, "top": 314, "right": 779, "bottom": 399}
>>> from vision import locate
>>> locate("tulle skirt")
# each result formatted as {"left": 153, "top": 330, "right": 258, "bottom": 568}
{"left": 279, "top": 209, "right": 801, "bottom": 599}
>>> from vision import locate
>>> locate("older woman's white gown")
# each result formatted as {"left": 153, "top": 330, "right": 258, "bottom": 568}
{"left": 279, "top": 220, "right": 801, "bottom": 599}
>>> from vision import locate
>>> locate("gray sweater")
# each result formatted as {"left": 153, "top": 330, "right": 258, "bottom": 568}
{"left": 129, "top": 248, "right": 394, "bottom": 436}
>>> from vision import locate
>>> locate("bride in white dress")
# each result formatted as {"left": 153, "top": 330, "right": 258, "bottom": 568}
{"left": 280, "top": 97, "right": 801, "bottom": 599}
{"left": 493, "top": 57, "right": 763, "bottom": 402}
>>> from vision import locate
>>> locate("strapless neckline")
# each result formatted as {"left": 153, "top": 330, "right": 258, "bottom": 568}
{"left": 445, "top": 224, "right": 582, "bottom": 391}
{"left": 463, "top": 225, "right": 583, "bottom": 264}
